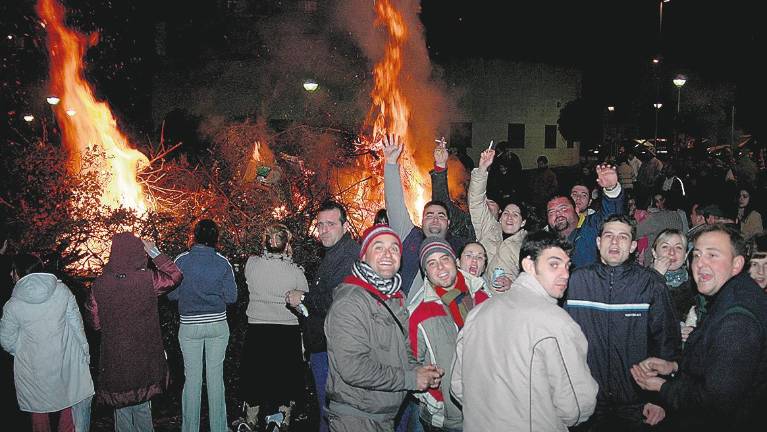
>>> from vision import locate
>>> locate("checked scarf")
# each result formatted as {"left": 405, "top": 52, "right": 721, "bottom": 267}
{"left": 433, "top": 271, "right": 472, "bottom": 329}
{"left": 351, "top": 260, "right": 402, "bottom": 297}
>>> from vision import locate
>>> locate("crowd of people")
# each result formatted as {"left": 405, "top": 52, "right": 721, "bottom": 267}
{"left": 1, "top": 134, "right": 767, "bottom": 432}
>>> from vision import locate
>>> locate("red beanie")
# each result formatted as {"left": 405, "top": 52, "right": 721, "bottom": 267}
{"left": 359, "top": 224, "right": 402, "bottom": 259}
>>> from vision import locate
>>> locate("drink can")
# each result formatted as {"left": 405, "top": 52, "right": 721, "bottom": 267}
{"left": 492, "top": 267, "right": 504, "bottom": 286}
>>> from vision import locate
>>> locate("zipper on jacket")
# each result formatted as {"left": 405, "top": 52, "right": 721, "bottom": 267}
{"left": 607, "top": 267, "right": 614, "bottom": 399}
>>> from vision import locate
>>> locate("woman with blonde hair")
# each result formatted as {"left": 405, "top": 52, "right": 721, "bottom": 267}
{"left": 241, "top": 223, "right": 309, "bottom": 424}
{"left": 650, "top": 229, "right": 697, "bottom": 344}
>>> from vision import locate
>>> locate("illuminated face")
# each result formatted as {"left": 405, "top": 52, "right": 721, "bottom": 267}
{"left": 738, "top": 190, "right": 750, "bottom": 209}
{"left": 459, "top": 243, "right": 487, "bottom": 277}
{"left": 422, "top": 204, "right": 450, "bottom": 237}
{"left": 500, "top": 204, "right": 526, "bottom": 235}
{"left": 654, "top": 194, "right": 666, "bottom": 210}
{"left": 546, "top": 197, "right": 578, "bottom": 235}
{"left": 654, "top": 233, "right": 687, "bottom": 271}
{"left": 486, "top": 199, "right": 500, "bottom": 220}
{"left": 363, "top": 234, "right": 402, "bottom": 279}
{"left": 570, "top": 185, "right": 591, "bottom": 214}
{"left": 749, "top": 254, "right": 767, "bottom": 291}
{"left": 425, "top": 251, "right": 458, "bottom": 289}
{"left": 597, "top": 221, "right": 637, "bottom": 266}
{"left": 524, "top": 247, "right": 571, "bottom": 299}
{"left": 691, "top": 231, "right": 745, "bottom": 297}
{"left": 316, "top": 209, "right": 348, "bottom": 247}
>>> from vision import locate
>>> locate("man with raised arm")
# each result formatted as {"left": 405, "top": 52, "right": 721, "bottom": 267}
{"left": 546, "top": 163, "right": 624, "bottom": 269}
{"left": 382, "top": 134, "right": 469, "bottom": 299}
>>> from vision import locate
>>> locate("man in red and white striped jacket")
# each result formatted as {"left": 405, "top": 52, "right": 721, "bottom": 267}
{"left": 407, "top": 237, "right": 491, "bottom": 431}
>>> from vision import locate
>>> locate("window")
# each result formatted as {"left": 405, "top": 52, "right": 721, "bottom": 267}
{"left": 545, "top": 125, "right": 558, "bottom": 149}
{"left": 507, "top": 123, "right": 525, "bottom": 148}
{"left": 449, "top": 122, "right": 472, "bottom": 150}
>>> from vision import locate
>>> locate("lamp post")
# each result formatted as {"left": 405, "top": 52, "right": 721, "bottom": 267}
{"left": 673, "top": 75, "right": 687, "bottom": 113}
{"left": 653, "top": 103, "right": 663, "bottom": 145}
{"left": 659, "top": 0, "right": 671, "bottom": 35}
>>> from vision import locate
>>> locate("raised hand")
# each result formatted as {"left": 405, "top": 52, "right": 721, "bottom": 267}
{"left": 478, "top": 149, "right": 496, "bottom": 172}
{"left": 595, "top": 163, "right": 619, "bottom": 190}
{"left": 382, "top": 134, "right": 404, "bottom": 165}
{"left": 434, "top": 140, "right": 449, "bottom": 169}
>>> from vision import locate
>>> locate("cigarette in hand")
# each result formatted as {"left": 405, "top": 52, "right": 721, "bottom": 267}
{"left": 488, "top": 140, "right": 494, "bottom": 150}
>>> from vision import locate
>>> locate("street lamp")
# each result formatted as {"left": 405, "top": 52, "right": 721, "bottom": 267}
{"left": 607, "top": 106, "right": 615, "bottom": 112}
{"left": 303, "top": 79, "right": 319, "bottom": 92}
{"left": 23, "top": 114, "right": 35, "bottom": 122}
{"left": 653, "top": 103, "right": 663, "bottom": 144}
{"left": 673, "top": 75, "right": 687, "bottom": 113}
{"left": 46, "top": 96, "right": 60, "bottom": 105}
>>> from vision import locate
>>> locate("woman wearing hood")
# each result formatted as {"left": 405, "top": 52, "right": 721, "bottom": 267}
{"left": 88, "top": 233, "right": 182, "bottom": 431}
{"left": 0, "top": 254, "right": 94, "bottom": 432}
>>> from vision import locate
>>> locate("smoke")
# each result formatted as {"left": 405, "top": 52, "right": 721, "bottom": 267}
{"left": 333, "top": 0, "right": 465, "bottom": 191}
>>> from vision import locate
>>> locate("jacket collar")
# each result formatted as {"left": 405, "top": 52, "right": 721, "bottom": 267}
{"left": 514, "top": 272, "right": 557, "bottom": 304}
{"left": 594, "top": 260, "right": 634, "bottom": 279}
{"left": 326, "top": 232, "right": 354, "bottom": 254}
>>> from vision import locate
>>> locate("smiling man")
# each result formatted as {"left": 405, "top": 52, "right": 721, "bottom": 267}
{"left": 631, "top": 224, "right": 767, "bottom": 432}
{"left": 407, "top": 237, "right": 490, "bottom": 431}
{"left": 325, "top": 225, "right": 443, "bottom": 432}
{"left": 383, "top": 134, "right": 470, "bottom": 299}
{"left": 452, "top": 230, "right": 597, "bottom": 431}
{"left": 565, "top": 215, "right": 680, "bottom": 430}
{"left": 546, "top": 164, "right": 624, "bottom": 269}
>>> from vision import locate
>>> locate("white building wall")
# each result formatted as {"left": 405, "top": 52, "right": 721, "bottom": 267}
{"left": 444, "top": 59, "right": 582, "bottom": 169}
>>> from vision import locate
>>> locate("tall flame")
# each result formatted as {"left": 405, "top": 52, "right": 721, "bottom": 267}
{"left": 330, "top": 0, "right": 441, "bottom": 228}
{"left": 36, "top": 0, "right": 149, "bottom": 213}
{"left": 364, "top": 0, "right": 428, "bottom": 222}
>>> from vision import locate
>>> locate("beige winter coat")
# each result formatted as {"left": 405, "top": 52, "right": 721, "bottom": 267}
{"left": 451, "top": 272, "right": 598, "bottom": 431}
{"left": 468, "top": 168, "right": 527, "bottom": 291}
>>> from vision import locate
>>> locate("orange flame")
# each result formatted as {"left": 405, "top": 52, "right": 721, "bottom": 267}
{"left": 333, "top": 0, "right": 430, "bottom": 227}
{"left": 368, "top": 0, "right": 428, "bottom": 222}
{"left": 36, "top": 0, "right": 149, "bottom": 213}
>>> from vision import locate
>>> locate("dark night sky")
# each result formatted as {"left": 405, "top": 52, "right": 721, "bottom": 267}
{"left": 420, "top": 0, "right": 762, "bottom": 129}
{"left": 2, "top": 0, "right": 763, "bottom": 137}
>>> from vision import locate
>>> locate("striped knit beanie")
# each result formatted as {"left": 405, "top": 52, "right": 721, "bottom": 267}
{"left": 359, "top": 224, "right": 402, "bottom": 259}
{"left": 419, "top": 237, "right": 456, "bottom": 270}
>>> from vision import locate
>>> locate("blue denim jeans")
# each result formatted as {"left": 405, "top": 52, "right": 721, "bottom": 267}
{"left": 179, "top": 321, "right": 230, "bottom": 432}
{"left": 72, "top": 396, "right": 92, "bottom": 432}
{"left": 114, "top": 401, "right": 153, "bottom": 432}
{"left": 310, "top": 351, "right": 329, "bottom": 432}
